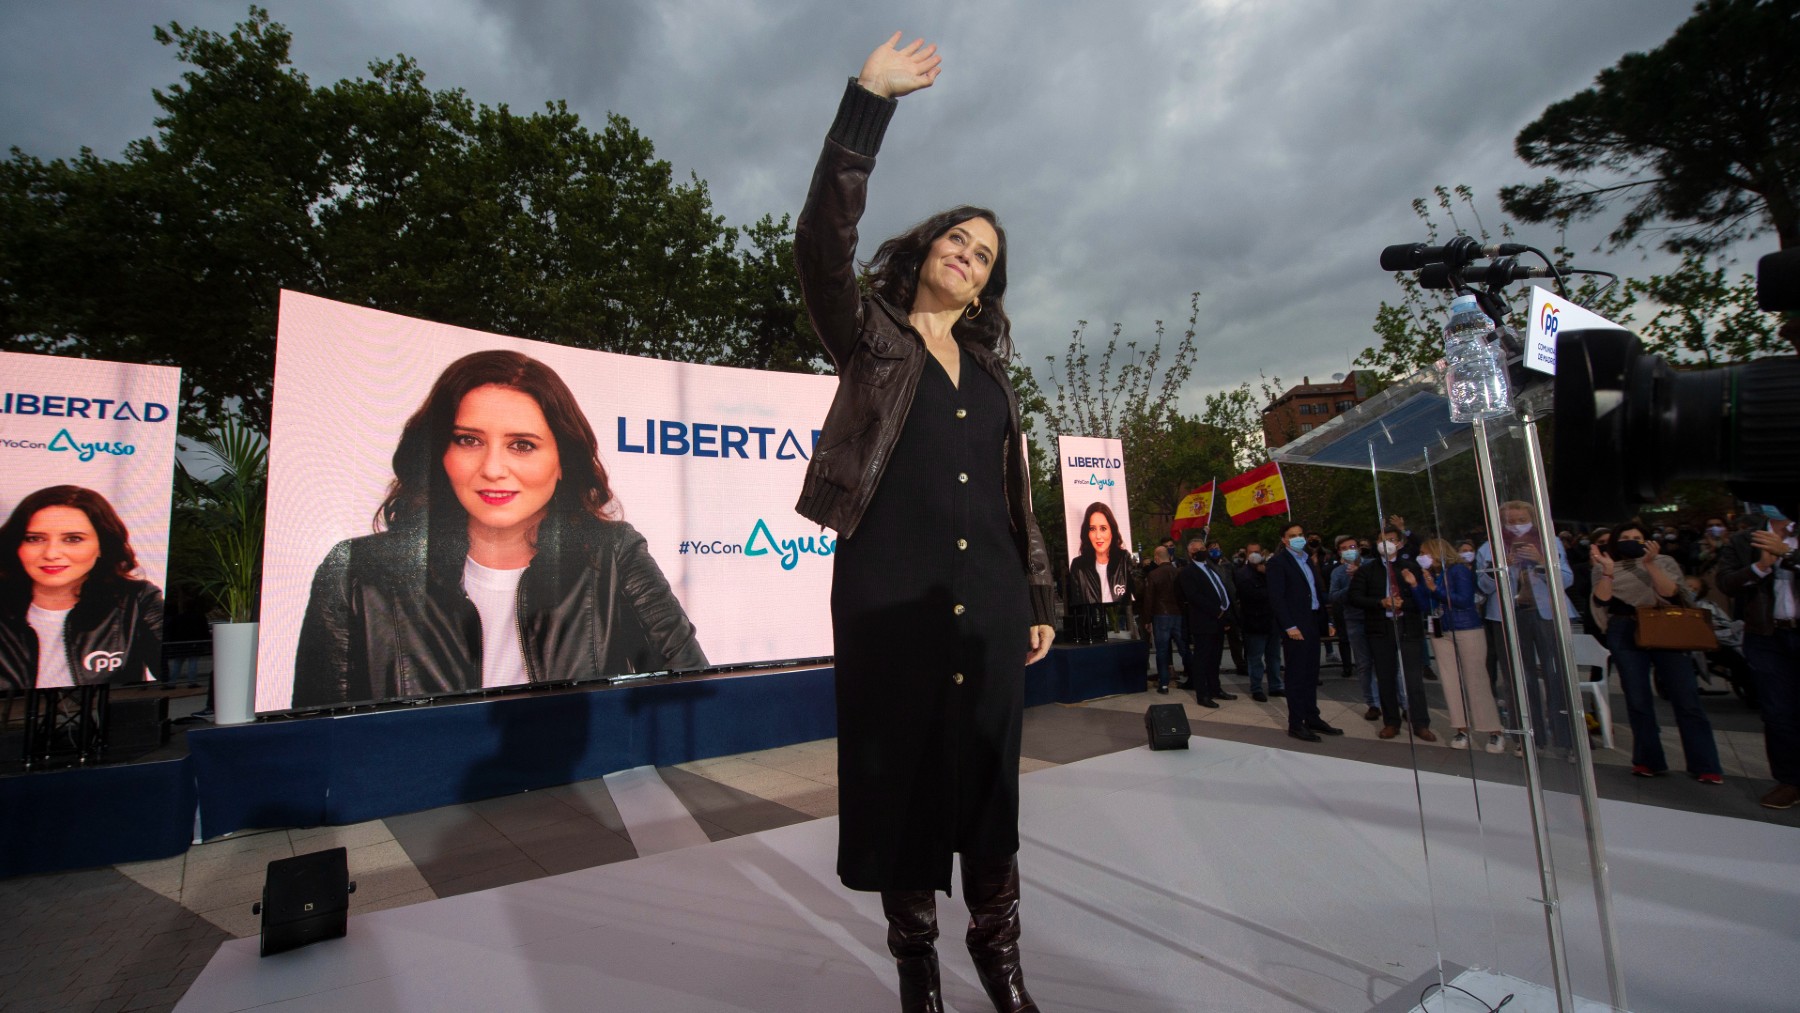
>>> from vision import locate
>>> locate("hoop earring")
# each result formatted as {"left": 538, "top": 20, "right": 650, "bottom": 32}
{"left": 965, "top": 300, "right": 982, "bottom": 320}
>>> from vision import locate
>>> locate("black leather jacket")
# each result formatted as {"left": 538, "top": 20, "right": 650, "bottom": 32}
{"left": 291, "top": 515, "right": 707, "bottom": 709}
{"left": 1067, "top": 555, "right": 1131, "bottom": 607}
{"left": 794, "top": 80, "right": 1054, "bottom": 624}
{"left": 0, "top": 579, "right": 164, "bottom": 690}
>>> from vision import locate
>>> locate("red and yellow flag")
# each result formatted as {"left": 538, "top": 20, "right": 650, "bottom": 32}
{"left": 1221, "top": 462, "right": 1288, "bottom": 525}
{"left": 1170, "top": 481, "right": 1214, "bottom": 538}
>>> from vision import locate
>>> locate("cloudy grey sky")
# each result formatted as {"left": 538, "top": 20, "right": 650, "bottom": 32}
{"left": 1, "top": 0, "right": 1732, "bottom": 409}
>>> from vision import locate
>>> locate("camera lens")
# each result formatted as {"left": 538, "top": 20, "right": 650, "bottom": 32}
{"left": 1553, "top": 327, "right": 1800, "bottom": 521}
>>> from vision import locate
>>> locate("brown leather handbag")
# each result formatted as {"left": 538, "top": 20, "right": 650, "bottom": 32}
{"left": 1634, "top": 604, "right": 1719, "bottom": 652}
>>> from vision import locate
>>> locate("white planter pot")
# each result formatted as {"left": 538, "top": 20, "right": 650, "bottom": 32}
{"left": 211, "top": 621, "right": 259, "bottom": 726}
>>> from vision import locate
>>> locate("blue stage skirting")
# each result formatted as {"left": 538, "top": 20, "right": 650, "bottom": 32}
{"left": 1, "top": 641, "right": 1146, "bottom": 877}
{"left": 0, "top": 758, "right": 195, "bottom": 879}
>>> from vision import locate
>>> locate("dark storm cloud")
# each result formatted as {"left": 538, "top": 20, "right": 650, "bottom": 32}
{"left": 2, "top": 0, "right": 1718, "bottom": 408}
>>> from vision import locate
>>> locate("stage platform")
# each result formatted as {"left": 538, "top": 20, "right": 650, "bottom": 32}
{"left": 175, "top": 739, "right": 1799, "bottom": 1013}
{"left": 0, "top": 641, "right": 1147, "bottom": 878}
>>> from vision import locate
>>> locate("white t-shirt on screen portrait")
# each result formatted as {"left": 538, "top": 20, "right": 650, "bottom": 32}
{"left": 27, "top": 604, "right": 74, "bottom": 689}
{"left": 462, "top": 557, "right": 530, "bottom": 689}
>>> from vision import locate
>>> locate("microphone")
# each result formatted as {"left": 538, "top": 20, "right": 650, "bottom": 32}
{"left": 1757, "top": 249, "right": 1800, "bottom": 312}
{"left": 1380, "top": 237, "right": 1529, "bottom": 272}
{"left": 1419, "top": 259, "right": 1555, "bottom": 290}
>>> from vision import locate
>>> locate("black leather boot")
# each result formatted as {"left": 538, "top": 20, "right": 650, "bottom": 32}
{"left": 960, "top": 854, "right": 1039, "bottom": 1012}
{"left": 881, "top": 890, "right": 944, "bottom": 1013}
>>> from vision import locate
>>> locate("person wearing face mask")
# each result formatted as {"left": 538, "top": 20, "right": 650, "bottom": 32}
{"left": 1591, "top": 521, "right": 1723, "bottom": 784}
{"left": 1234, "top": 542, "right": 1284, "bottom": 701}
{"left": 1327, "top": 534, "right": 1382, "bottom": 719}
{"left": 1693, "top": 516, "right": 1733, "bottom": 608}
{"left": 1387, "top": 514, "right": 1422, "bottom": 562}
{"left": 1350, "top": 526, "right": 1437, "bottom": 741}
{"left": 1267, "top": 520, "right": 1339, "bottom": 741}
{"left": 1178, "top": 535, "right": 1238, "bottom": 708}
{"left": 1715, "top": 504, "right": 1800, "bottom": 809}
{"left": 1430, "top": 538, "right": 1505, "bottom": 751}
{"left": 1475, "top": 501, "right": 1579, "bottom": 754}
{"left": 1206, "top": 540, "right": 1247, "bottom": 676}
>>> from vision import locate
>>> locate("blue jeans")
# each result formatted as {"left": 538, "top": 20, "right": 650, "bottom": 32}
{"left": 1608, "top": 619, "right": 1721, "bottom": 775}
{"left": 1152, "top": 614, "right": 1193, "bottom": 690}
{"left": 1244, "top": 631, "right": 1284, "bottom": 693}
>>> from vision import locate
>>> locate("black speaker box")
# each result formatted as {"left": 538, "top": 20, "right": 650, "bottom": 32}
{"left": 1145, "top": 703, "right": 1191, "bottom": 750}
{"left": 254, "top": 847, "right": 356, "bottom": 956}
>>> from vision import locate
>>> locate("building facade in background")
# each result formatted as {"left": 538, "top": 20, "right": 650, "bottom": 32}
{"left": 1261, "top": 372, "right": 1371, "bottom": 449}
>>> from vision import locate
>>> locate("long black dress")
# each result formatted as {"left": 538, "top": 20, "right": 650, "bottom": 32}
{"left": 832, "top": 345, "right": 1032, "bottom": 892}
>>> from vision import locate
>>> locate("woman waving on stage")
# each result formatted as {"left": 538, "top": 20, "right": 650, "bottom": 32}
{"left": 792, "top": 32, "right": 1055, "bottom": 1013}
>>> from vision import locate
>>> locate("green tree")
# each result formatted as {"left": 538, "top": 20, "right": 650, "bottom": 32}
{"left": 1, "top": 7, "right": 814, "bottom": 434}
{"left": 1022, "top": 295, "right": 1229, "bottom": 551}
{"left": 1626, "top": 251, "right": 1785, "bottom": 364}
{"left": 1499, "top": 0, "right": 1800, "bottom": 256}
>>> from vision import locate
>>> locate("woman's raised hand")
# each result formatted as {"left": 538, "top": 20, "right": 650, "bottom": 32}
{"left": 858, "top": 32, "right": 941, "bottom": 99}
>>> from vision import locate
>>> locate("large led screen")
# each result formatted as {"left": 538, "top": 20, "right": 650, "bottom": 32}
{"left": 0, "top": 351, "right": 181, "bottom": 690}
{"left": 258, "top": 292, "right": 839, "bottom": 713}
{"left": 1058, "top": 435, "right": 1133, "bottom": 606}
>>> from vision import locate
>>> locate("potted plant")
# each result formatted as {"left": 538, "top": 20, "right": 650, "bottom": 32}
{"left": 175, "top": 419, "right": 267, "bottom": 725}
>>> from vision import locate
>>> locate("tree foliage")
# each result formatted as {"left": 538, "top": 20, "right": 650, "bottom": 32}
{"left": 1626, "top": 251, "right": 1785, "bottom": 364}
{"left": 1499, "top": 0, "right": 1800, "bottom": 254}
{"left": 1016, "top": 295, "right": 1229, "bottom": 557}
{"left": 0, "top": 7, "right": 819, "bottom": 434}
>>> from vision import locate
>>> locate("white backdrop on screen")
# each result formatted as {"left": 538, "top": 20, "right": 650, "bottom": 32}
{"left": 1057, "top": 435, "right": 1132, "bottom": 604}
{"left": 0, "top": 351, "right": 181, "bottom": 593}
{"left": 257, "top": 292, "right": 840, "bottom": 713}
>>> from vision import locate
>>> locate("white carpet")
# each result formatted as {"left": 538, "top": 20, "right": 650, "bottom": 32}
{"left": 176, "top": 742, "right": 1800, "bottom": 1012}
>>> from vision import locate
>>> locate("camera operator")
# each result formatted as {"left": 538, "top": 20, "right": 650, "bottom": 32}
{"left": 1716, "top": 505, "right": 1800, "bottom": 810}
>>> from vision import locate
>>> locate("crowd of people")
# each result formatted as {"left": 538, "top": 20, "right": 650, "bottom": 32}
{"left": 1101, "top": 503, "right": 1799, "bottom": 810}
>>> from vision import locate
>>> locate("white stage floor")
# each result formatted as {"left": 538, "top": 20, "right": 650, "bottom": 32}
{"left": 176, "top": 741, "right": 1800, "bottom": 1012}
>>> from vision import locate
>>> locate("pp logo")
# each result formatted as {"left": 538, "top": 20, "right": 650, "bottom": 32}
{"left": 1538, "top": 302, "right": 1560, "bottom": 339}
{"left": 83, "top": 650, "right": 125, "bottom": 673}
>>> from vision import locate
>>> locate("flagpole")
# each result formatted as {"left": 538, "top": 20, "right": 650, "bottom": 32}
{"left": 1204, "top": 475, "right": 1217, "bottom": 535}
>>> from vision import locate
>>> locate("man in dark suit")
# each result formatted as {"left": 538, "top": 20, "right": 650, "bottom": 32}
{"left": 1266, "top": 520, "right": 1340, "bottom": 741}
{"left": 1178, "top": 536, "right": 1237, "bottom": 707}
{"left": 1716, "top": 505, "right": 1799, "bottom": 809}
{"left": 1350, "top": 525, "right": 1438, "bottom": 742}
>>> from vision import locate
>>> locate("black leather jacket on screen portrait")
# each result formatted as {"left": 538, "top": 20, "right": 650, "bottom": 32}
{"left": 792, "top": 79, "right": 1055, "bottom": 626}
{"left": 291, "top": 514, "right": 707, "bottom": 709}
{"left": 0, "top": 579, "right": 164, "bottom": 691}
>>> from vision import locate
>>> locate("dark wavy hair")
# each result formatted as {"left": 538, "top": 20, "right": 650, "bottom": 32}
{"left": 0, "top": 485, "right": 142, "bottom": 594}
{"left": 1076, "top": 501, "right": 1124, "bottom": 561}
{"left": 865, "top": 205, "right": 1013, "bottom": 358}
{"left": 377, "top": 349, "right": 617, "bottom": 534}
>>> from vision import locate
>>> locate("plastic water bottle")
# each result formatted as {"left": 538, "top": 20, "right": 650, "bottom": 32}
{"left": 1442, "top": 294, "right": 1511, "bottom": 422}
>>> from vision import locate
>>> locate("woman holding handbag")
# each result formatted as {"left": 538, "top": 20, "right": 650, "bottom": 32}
{"left": 1590, "top": 521, "right": 1723, "bottom": 782}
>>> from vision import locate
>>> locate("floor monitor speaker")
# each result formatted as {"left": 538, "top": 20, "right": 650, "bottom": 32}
{"left": 254, "top": 847, "right": 356, "bottom": 956}
{"left": 1145, "top": 703, "right": 1191, "bottom": 750}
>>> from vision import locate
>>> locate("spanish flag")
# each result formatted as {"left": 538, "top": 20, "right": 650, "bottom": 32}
{"left": 1221, "top": 462, "right": 1288, "bottom": 525}
{"left": 1170, "top": 481, "right": 1214, "bottom": 538}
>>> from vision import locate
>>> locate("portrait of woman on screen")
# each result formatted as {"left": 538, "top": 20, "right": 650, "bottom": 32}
{"left": 0, "top": 485, "right": 165, "bottom": 691}
{"left": 291, "top": 349, "right": 706, "bottom": 708}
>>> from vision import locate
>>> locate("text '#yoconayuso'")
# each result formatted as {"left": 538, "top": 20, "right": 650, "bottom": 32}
{"left": 0, "top": 392, "right": 170, "bottom": 422}
{"left": 617, "top": 418, "right": 820, "bottom": 460}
